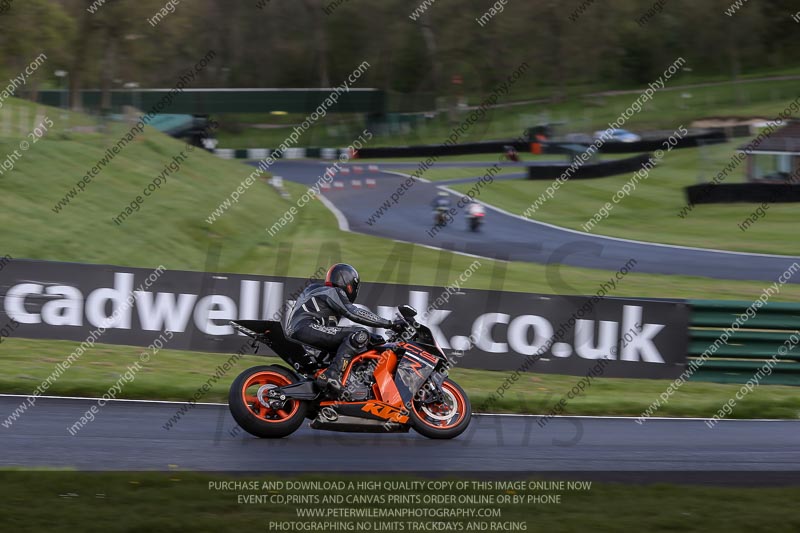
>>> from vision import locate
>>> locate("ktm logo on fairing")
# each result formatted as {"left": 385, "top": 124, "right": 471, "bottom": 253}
{"left": 361, "top": 402, "right": 409, "bottom": 423}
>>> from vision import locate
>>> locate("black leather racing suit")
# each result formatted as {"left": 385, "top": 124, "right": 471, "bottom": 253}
{"left": 285, "top": 283, "right": 394, "bottom": 385}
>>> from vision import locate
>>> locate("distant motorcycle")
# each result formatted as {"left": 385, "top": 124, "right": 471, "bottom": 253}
{"left": 434, "top": 207, "right": 449, "bottom": 226}
{"left": 227, "top": 305, "right": 471, "bottom": 440}
{"left": 467, "top": 212, "right": 484, "bottom": 232}
{"left": 466, "top": 203, "right": 485, "bottom": 232}
{"left": 503, "top": 145, "right": 520, "bottom": 162}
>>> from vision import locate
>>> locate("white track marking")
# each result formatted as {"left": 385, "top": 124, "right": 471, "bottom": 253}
{"left": 0, "top": 393, "right": 225, "bottom": 407}
{"left": 388, "top": 167, "right": 799, "bottom": 260}
{"left": 317, "top": 194, "right": 350, "bottom": 231}
{"left": 316, "top": 171, "right": 501, "bottom": 263}
{"left": 472, "top": 412, "right": 794, "bottom": 422}
{"left": 0, "top": 394, "right": 793, "bottom": 422}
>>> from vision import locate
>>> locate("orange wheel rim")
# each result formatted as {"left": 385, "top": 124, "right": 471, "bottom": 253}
{"left": 240, "top": 371, "right": 300, "bottom": 423}
{"left": 412, "top": 382, "right": 467, "bottom": 430}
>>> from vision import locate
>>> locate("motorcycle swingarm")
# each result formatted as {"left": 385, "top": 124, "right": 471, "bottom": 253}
{"left": 268, "top": 380, "right": 321, "bottom": 401}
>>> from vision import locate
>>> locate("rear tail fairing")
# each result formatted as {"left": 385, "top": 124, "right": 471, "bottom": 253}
{"left": 230, "top": 320, "right": 330, "bottom": 373}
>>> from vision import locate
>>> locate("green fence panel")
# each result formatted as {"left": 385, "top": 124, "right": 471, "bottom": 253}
{"left": 691, "top": 311, "right": 800, "bottom": 329}
{"left": 688, "top": 299, "right": 800, "bottom": 385}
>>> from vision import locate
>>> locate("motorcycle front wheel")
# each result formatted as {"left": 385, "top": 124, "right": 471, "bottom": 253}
{"left": 410, "top": 378, "right": 471, "bottom": 439}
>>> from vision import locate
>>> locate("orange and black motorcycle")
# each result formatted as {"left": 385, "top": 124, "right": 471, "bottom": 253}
{"left": 228, "top": 305, "right": 471, "bottom": 439}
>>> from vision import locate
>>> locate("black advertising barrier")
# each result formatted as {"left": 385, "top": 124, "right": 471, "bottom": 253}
{"left": 527, "top": 154, "right": 653, "bottom": 180}
{"left": 686, "top": 183, "right": 800, "bottom": 205}
{"left": 594, "top": 130, "right": 727, "bottom": 154}
{"left": 0, "top": 259, "right": 689, "bottom": 379}
{"left": 352, "top": 131, "right": 726, "bottom": 159}
{"left": 355, "top": 140, "right": 530, "bottom": 159}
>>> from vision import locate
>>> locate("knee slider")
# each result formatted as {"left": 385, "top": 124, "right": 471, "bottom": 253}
{"left": 350, "top": 330, "right": 369, "bottom": 349}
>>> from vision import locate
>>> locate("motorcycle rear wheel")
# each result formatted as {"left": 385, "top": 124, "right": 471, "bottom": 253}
{"left": 228, "top": 365, "right": 308, "bottom": 438}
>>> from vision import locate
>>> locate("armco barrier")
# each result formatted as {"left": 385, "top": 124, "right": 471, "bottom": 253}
{"left": 689, "top": 300, "right": 800, "bottom": 385}
{"left": 213, "top": 147, "right": 350, "bottom": 160}
{"left": 527, "top": 154, "right": 652, "bottom": 180}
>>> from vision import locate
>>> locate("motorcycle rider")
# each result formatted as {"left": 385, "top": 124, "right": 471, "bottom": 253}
{"left": 466, "top": 200, "right": 485, "bottom": 218}
{"left": 431, "top": 191, "right": 451, "bottom": 225}
{"left": 431, "top": 191, "right": 451, "bottom": 209}
{"left": 285, "top": 264, "right": 405, "bottom": 393}
{"left": 503, "top": 144, "right": 519, "bottom": 162}
{"left": 465, "top": 200, "right": 485, "bottom": 231}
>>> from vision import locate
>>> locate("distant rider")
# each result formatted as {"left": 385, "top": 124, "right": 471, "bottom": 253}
{"left": 466, "top": 201, "right": 485, "bottom": 218}
{"left": 503, "top": 145, "right": 519, "bottom": 162}
{"left": 431, "top": 191, "right": 451, "bottom": 225}
{"left": 285, "top": 264, "right": 405, "bottom": 393}
{"left": 431, "top": 191, "right": 451, "bottom": 210}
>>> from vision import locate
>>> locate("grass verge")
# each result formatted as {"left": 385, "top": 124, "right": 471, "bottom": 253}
{"left": 0, "top": 471, "right": 798, "bottom": 533}
{"left": 2, "top": 98, "right": 799, "bottom": 301}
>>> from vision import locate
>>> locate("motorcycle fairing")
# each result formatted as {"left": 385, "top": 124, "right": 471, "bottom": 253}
{"left": 394, "top": 342, "right": 439, "bottom": 407}
{"left": 310, "top": 399, "right": 410, "bottom": 433}
{"left": 319, "top": 401, "right": 410, "bottom": 424}
{"left": 309, "top": 347, "right": 423, "bottom": 427}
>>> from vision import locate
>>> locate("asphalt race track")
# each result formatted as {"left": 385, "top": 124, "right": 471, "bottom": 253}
{"left": 2, "top": 396, "right": 798, "bottom": 477}
{"left": 260, "top": 160, "right": 800, "bottom": 284}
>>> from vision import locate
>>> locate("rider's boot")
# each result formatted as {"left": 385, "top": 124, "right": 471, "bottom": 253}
{"left": 315, "top": 330, "right": 369, "bottom": 394}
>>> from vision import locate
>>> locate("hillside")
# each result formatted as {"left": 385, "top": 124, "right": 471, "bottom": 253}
{"left": 1, "top": 98, "right": 799, "bottom": 302}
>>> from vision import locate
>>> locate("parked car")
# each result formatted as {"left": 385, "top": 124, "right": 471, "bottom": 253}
{"left": 593, "top": 128, "right": 642, "bottom": 143}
